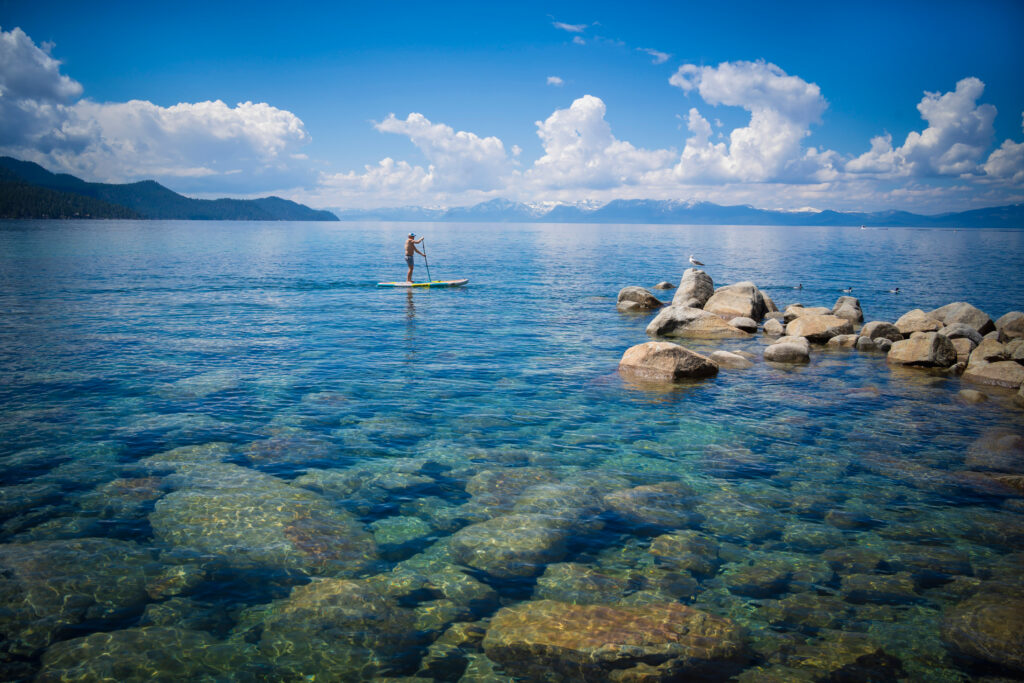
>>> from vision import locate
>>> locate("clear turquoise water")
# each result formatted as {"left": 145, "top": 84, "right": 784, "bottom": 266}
{"left": 1, "top": 220, "right": 1023, "bottom": 681}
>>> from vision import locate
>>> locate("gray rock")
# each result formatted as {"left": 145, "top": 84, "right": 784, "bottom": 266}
{"left": 930, "top": 301, "right": 995, "bottom": 334}
{"left": 939, "top": 323, "right": 983, "bottom": 345}
{"left": 983, "top": 329, "right": 1007, "bottom": 342}
{"left": 894, "top": 309, "right": 943, "bottom": 335}
{"left": 855, "top": 336, "right": 877, "bottom": 351}
{"left": 831, "top": 295, "right": 864, "bottom": 323}
{"left": 646, "top": 305, "right": 750, "bottom": 338}
{"left": 617, "top": 286, "right": 663, "bottom": 311}
{"left": 704, "top": 281, "right": 768, "bottom": 321}
{"left": 785, "top": 314, "right": 854, "bottom": 343}
{"left": 860, "top": 321, "right": 903, "bottom": 342}
{"left": 886, "top": 331, "right": 957, "bottom": 368}
{"left": 971, "top": 339, "right": 1009, "bottom": 364}
{"left": 619, "top": 341, "right": 719, "bottom": 382}
{"left": 653, "top": 281, "right": 675, "bottom": 289}
{"left": 731, "top": 316, "right": 758, "bottom": 332}
{"left": 996, "top": 310, "right": 1024, "bottom": 339}
{"left": 826, "top": 334, "right": 858, "bottom": 349}
{"left": 671, "top": 268, "right": 714, "bottom": 308}
{"left": 765, "top": 336, "right": 811, "bottom": 364}
{"left": 763, "top": 318, "right": 785, "bottom": 336}
{"left": 875, "top": 338, "right": 893, "bottom": 352}
{"left": 449, "top": 514, "right": 569, "bottom": 578}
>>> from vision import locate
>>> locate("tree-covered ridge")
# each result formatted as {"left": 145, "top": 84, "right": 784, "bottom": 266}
{"left": 0, "top": 157, "right": 337, "bottom": 221}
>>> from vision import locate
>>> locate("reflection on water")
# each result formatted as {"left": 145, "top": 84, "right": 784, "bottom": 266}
{"left": 0, "top": 220, "right": 1023, "bottom": 681}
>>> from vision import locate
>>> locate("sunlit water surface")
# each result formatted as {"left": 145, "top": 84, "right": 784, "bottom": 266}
{"left": 1, "top": 220, "right": 1023, "bottom": 681}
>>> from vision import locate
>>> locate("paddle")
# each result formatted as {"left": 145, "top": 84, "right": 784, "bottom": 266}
{"left": 422, "top": 239, "right": 432, "bottom": 282}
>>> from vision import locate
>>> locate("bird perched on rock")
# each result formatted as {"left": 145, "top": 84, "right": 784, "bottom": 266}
{"left": 689, "top": 254, "right": 705, "bottom": 267}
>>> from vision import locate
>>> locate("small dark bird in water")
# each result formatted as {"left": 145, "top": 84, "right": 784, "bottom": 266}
{"left": 689, "top": 254, "right": 705, "bottom": 267}
{"left": 889, "top": 287, "right": 900, "bottom": 294}
{"left": 794, "top": 283, "right": 802, "bottom": 290}
{"left": 842, "top": 287, "right": 853, "bottom": 293}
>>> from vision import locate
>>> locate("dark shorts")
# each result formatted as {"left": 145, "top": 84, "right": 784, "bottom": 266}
{"left": 405, "top": 255, "right": 415, "bottom": 267}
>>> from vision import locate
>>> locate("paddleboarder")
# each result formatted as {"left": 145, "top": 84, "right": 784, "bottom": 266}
{"left": 405, "top": 233, "right": 425, "bottom": 283}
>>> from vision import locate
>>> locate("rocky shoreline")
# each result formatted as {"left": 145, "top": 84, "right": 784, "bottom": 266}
{"left": 617, "top": 267, "right": 1024, "bottom": 408}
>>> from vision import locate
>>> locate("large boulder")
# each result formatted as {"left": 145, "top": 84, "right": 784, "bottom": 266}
{"left": 619, "top": 342, "right": 719, "bottom": 382}
{"left": 646, "top": 306, "right": 750, "bottom": 339}
{"left": 764, "top": 336, "right": 811, "bottom": 364}
{"left": 785, "top": 315, "right": 854, "bottom": 343}
{"left": 895, "top": 309, "right": 943, "bottom": 335}
{"left": 482, "top": 600, "right": 749, "bottom": 681}
{"left": 930, "top": 301, "right": 995, "bottom": 335}
{"left": 449, "top": 514, "right": 570, "bottom": 578}
{"left": 886, "top": 332, "right": 957, "bottom": 368}
{"left": 832, "top": 296, "right": 864, "bottom": 323}
{"left": 996, "top": 311, "right": 1024, "bottom": 339}
{"left": 860, "top": 321, "right": 903, "bottom": 342}
{"left": 617, "top": 286, "right": 663, "bottom": 312}
{"left": 941, "top": 591, "right": 1024, "bottom": 673}
{"left": 939, "top": 323, "right": 983, "bottom": 345}
{"left": 971, "top": 339, "right": 1009, "bottom": 364}
{"left": 672, "top": 268, "right": 714, "bottom": 308}
{"left": 703, "top": 281, "right": 767, "bottom": 322}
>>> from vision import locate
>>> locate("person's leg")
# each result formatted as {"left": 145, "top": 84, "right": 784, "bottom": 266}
{"left": 406, "top": 264, "right": 413, "bottom": 282}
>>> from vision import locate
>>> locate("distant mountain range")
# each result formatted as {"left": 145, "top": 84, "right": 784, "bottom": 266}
{"left": 335, "top": 197, "right": 1024, "bottom": 228}
{"left": 0, "top": 157, "right": 337, "bottom": 221}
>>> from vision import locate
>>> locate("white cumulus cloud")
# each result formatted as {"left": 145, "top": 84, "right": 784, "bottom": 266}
{"left": 668, "top": 60, "right": 835, "bottom": 183}
{"left": 847, "top": 77, "right": 997, "bottom": 177}
{"left": 374, "top": 112, "right": 514, "bottom": 191}
{"left": 982, "top": 112, "right": 1024, "bottom": 183}
{"left": 525, "top": 95, "right": 675, "bottom": 190}
{"left": 0, "top": 26, "right": 314, "bottom": 193}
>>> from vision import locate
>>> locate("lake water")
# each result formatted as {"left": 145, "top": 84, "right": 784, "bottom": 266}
{"left": 1, "top": 220, "right": 1023, "bottom": 681}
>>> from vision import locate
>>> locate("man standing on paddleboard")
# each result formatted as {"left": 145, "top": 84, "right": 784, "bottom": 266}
{"left": 405, "top": 233, "right": 425, "bottom": 283}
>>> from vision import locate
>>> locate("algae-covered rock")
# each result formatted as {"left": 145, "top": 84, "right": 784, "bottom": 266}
{"left": 723, "top": 562, "right": 791, "bottom": 598}
{"left": 149, "top": 463, "right": 378, "bottom": 576}
{"left": 0, "top": 538, "right": 154, "bottom": 658}
{"left": 841, "top": 572, "right": 919, "bottom": 604}
{"left": 603, "top": 481, "right": 701, "bottom": 529}
{"left": 534, "top": 562, "right": 633, "bottom": 605}
{"left": 648, "top": 530, "right": 721, "bottom": 577}
{"left": 241, "top": 578, "right": 423, "bottom": 680}
{"left": 449, "top": 514, "right": 569, "bottom": 578}
{"left": 35, "top": 626, "right": 264, "bottom": 683}
{"left": 941, "top": 591, "right": 1024, "bottom": 672}
{"left": 482, "top": 599, "right": 749, "bottom": 681}
{"left": 512, "top": 480, "right": 608, "bottom": 532}
{"left": 698, "top": 493, "right": 785, "bottom": 542}
{"left": 760, "top": 593, "right": 853, "bottom": 631}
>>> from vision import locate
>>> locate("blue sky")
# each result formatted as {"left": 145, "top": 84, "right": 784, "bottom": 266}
{"left": 2, "top": 0, "right": 1023, "bottom": 213}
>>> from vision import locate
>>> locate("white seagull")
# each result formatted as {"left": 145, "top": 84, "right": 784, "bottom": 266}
{"left": 689, "top": 254, "right": 705, "bottom": 267}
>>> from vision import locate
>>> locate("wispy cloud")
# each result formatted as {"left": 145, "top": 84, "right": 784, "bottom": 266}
{"left": 572, "top": 36, "right": 585, "bottom": 46}
{"left": 638, "top": 48, "right": 671, "bottom": 64}
{"left": 546, "top": 76, "right": 564, "bottom": 87}
{"left": 552, "top": 21, "right": 588, "bottom": 33}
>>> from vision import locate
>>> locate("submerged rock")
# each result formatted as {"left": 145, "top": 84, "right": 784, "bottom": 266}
{"left": 646, "top": 305, "right": 750, "bottom": 338}
{"left": 604, "top": 481, "right": 700, "bottom": 529}
{"left": 482, "top": 599, "right": 749, "bottom": 681}
{"left": 886, "top": 332, "right": 957, "bottom": 367}
{"left": 942, "top": 590, "right": 1024, "bottom": 673}
{"left": 965, "top": 429, "right": 1024, "bottom": 473}
{"left": 149, "top": 463, "right": 378, "bottom": 576}
{"left": 672, "top": 268, "right": 714, "bottom": 308}
{"left": 619, "top": 341, "right": 719, "bottom": 382}
{"left": 648, "top": 531, "right": 722, "bottom": 577}
{"left": 827, "top": 334, "right": 858, "bottom": 349}
{"left": 653, "top": 281, "right": 675, "bottom": 290}
{"left": 710, "top": 350, "right": 754, "bottom": 369}
{"left": 617, "top": 286, "right": 664, "bottom": 312}
{"left": 534, "top": 562, "right": 632, "bottom": 605}
{"left": 0, "top": 538, "right": 154, "bottom": 659}
{"left": 704, "top": 281, "right": 768, "bottom": 322}
{"left": 449, "top": 514, "right": 570, "bottom": 578}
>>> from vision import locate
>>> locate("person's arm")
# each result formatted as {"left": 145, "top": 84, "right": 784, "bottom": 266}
{"left": 414, "top": 246, "right": 425, "bottom": 256}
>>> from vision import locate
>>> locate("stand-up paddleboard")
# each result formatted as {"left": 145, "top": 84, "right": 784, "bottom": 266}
{"left": 377, "top": 279, "right": 469, "bottom": 288}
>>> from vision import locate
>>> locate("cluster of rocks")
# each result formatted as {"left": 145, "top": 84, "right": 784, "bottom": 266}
{"left": 617, "top": 270, "right": 1024, "bottom": 405}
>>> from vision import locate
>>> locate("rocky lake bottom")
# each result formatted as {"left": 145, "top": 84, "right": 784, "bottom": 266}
{"left": 1, "top": 220, "right": 1023, "bottom": 681}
